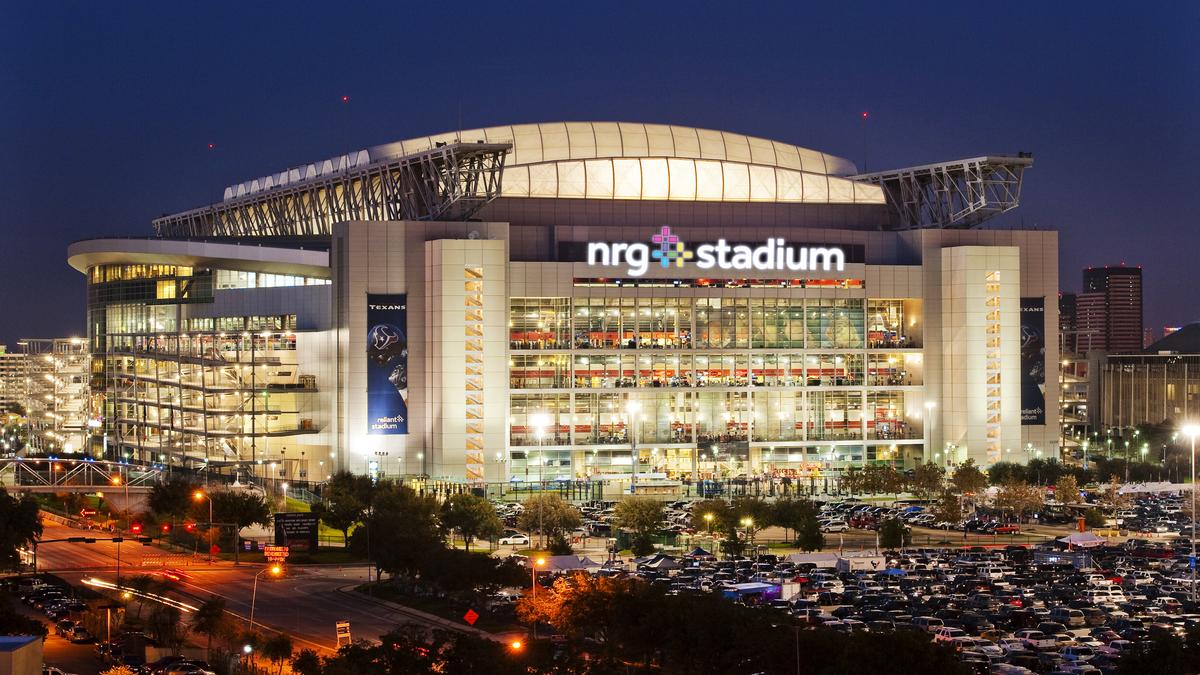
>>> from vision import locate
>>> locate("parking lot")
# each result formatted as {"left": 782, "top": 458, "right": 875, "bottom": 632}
{"left": 495, "top": 491, "right": 1200, "bottom": 674}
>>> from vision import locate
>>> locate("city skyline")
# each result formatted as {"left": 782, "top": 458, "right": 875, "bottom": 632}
{"left": 1, "top": 3, "right": 1198, "bottom": 346}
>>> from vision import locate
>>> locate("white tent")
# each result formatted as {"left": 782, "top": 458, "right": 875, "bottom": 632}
{"left": 1057, "top": 532, "right": 1107, "bottom": 548}
{"left": 1118, "top": 481, "right": 1189, "bottom": 495}
{"left": 785, "top": 552, "right": 840, "bottom": 568}
{"left": 543, "top": 555, "right": 603, "bottom": 572}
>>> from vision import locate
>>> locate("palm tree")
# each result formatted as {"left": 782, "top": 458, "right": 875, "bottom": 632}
{"left": 261, "top": 632, "right": 294, "bottom": 675}
{"left": 190, "top": 596, "right": 229, "bottom": 662}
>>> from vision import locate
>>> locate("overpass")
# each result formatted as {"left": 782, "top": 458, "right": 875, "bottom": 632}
{"left": 0, "top": 457, "right": 163, "bottom": 493}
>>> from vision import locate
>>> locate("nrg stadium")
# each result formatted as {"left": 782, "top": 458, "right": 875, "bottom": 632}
{"left": 66, "top": 121, "right": 1055, "bottom": 493}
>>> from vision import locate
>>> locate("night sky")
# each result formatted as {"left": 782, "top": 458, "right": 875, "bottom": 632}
{"left": 1, "top": 3, "right": 1197, "bottom": 347}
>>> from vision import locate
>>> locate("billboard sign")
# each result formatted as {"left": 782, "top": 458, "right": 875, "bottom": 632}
{"left": 1020, "top": 297, "right": 1046, "bottom": 425}
{"left": 367, "top": 294, "right": 409, "bottom": 434}
{"left": 274, "top": 512, "right": 319, "bottom": 552}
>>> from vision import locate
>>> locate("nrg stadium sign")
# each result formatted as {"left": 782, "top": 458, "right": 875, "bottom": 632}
{"left": 586, "top": 226, "right": 846, "bottom": 277}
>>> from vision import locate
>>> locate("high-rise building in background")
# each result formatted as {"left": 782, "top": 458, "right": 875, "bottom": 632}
{"left": 1143, "top": 328, "right": 1156, "bottom": 349}
{"left": 1076, "top": 266, "right": 1143, "bottom": 353}
{"left": 1058, "top": 292, "right": 1078, "bottom": 352}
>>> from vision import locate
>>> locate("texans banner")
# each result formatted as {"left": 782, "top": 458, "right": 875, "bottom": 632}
{"left": 366, "top": 294, "right": 409, "bottom": 434}
{"left": 1020, "top": 297, "right": 1046, "bottom": 425}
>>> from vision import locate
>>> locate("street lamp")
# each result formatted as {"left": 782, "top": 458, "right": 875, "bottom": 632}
{"left": 703, "top": 512, "right": 714, "bottom": 536}
{"left": 249, "top": 564, "right": 283, "bottom": 630}
{"left": 740, "top": 516, "right": 755, "bottom": 549}
{"left": 1183, "top": 423, "right": 1200, "bottom": 601}
{"left": 194, "top": 490, "right": 213, "bottom": 562}
{"left": 531, "top": 557, "right": 546, "bottom": 640}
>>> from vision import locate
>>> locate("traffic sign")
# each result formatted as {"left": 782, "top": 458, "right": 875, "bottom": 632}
{"left": 335, "top": 620, "right": 352, "bottom": 647}
{"left": 1190, "top": 556, "right": 1196, "bottom": 570}
{"left": 462, "top": 609, "right": 479, "bottom": 626}
{"left": 264, "top": 545, "right": 290, "bottom": 562}
{"left": 79, "top": 508, "right": 97, "bottom": 517}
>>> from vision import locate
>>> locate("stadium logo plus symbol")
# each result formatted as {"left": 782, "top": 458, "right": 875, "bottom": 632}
{"left": 650, "top": 226, "right": 693, "bottom": 268}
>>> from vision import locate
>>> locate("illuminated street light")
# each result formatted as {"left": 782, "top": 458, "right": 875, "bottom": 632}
{"left": 1183, "top": 423, "right": 1200, "bottom": 601}
{"left": 193, "top": 490, "right": 214, "bottom": 562}
{"left": 249, "top": 564, "right": 284, "bottom": 630}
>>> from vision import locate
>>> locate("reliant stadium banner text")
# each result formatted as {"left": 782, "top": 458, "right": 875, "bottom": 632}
{"left": 366, "top": 294, "right": 409, "bottom": 434}
{"left": 1020, "top": 297, "right": 1046, "bottom": 425}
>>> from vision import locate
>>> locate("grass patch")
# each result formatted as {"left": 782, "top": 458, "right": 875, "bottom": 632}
{"left": 283, "top": 497, "right": 311, "bottom": 512}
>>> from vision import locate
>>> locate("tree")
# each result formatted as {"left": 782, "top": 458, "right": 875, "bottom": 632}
{"left": 910, "top": 462, "right": 946, "bottom": 500}
{"left": 878, "top": 517, "right": 910, "bottom": 549}
{"left": 261, "top": 632, "right": 294, "bottom": 675}
{"left": 950, "top": 459, "right": 988, "bottom": 496}
{"left": 124, "top": 574, "right": 161, "bottom": 620}
{"left": 146, "top": 604, "right": 184, "bottom": 652}
{"left": 770, "top": 498, "right": 806, "bottom": 542}
{"left": 994, "top": 481, "right": 1045, "bottom": 521}
{"left": 689, "top": 499, "right": 731, "bottom": 533}
{"left": 613, "top": 497, "right": 663, "bottom": 555}
{"left": 191, "top": 596, "right": 231, "bottom": 661}
{"left": 209, "top": 489, "right": 272, "bottom": 565}
{"left": 518, "top": 495, "right": 581, "bottom": 549}
{"left": 931, "top": 490, "right": 964, "bottom": 526}
{"left": 350, "top": 482, "right": 441, "bottom": 579}
{"left": 0, "top": 487, "right": 41, "bottom": 570}
{"left": 147, "top": 478, "right": 200, "bottom": 522}
{"left": 1055, "top": 475, "right": 1081, "bottom": 504}
{"left": 793, "top": 501, "right": 825, "bottom": 552}
{"left": 987, "top": 461, "right": 1027, "bottom": 485}
{"left": 1098, "top": 474, "right": 1132, "bottom": 519}
{"left": 311, "top": 472, "right": 374, "bottom": 547}
{"left": 440, "top": 493, "right": 503, "bottom": 552}
{"left": 729, "top": 496, "right": 771, "bottom": 539}
{"left": 840, "top": 466, "right": 865, "bottom": 495}
{"left": 290, "top": 649, "right": 323, "bottom": 675}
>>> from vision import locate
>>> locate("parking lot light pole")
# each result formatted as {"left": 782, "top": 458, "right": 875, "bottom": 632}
{"left": 1184, "top": 425, "right": 1200, "bottom": 600}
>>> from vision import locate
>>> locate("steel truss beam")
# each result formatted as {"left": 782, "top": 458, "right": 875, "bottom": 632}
{"left": 153, "top": 142, "right": 511, "bottom": 238}
{"left": 851, "top": 155, "right": 1033, "bottom": 230}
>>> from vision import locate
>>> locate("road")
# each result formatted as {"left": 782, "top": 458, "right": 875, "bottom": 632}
{"left": 34, "top": 521, "right": 489, "bottom": 658}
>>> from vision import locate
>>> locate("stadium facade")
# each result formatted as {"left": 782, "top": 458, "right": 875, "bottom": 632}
{"left": 66, "top": 122, "right": 1058, "bottom": 486}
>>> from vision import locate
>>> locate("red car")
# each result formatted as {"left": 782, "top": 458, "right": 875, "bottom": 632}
{"left": 157, "top": 568, "right": 193, "bottom": 583}
{"left": 994, "top": 524, "right": 1021, "bottom": 534}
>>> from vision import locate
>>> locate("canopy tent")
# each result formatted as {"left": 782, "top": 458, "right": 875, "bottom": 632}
{"left": 1057, "top": 532, "right": 1107, "bottom": 549}
{"left": 638, "top": 555, "right": 682, "bottom": 571}
{"left": 686, "top": 547, "right": 713, "bottom": 558}
{"left": 543, "top": 555, "right": 603, "bottom": 571}
{"left": 1117, "top": 481, "right": 1189, "bottom": 495}
{"left": 786, "top": 552, "right": 840, "bottom": 568}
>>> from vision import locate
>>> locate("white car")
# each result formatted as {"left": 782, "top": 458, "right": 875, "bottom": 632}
{"left": 820, "top": 521, "right": 849, "bottom": 533}
{"left": 498, "top": 533, "right": 530, "bottom": 546}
